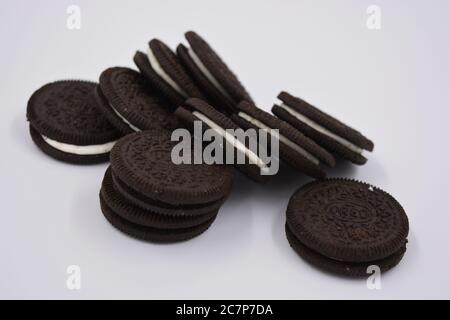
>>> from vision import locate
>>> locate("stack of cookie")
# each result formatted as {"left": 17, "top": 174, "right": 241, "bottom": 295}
{"left": 99, "top": 131, "right": 234, "bottom": 243}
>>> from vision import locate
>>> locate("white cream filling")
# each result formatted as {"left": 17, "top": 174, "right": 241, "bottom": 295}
{"left": 187, "top": 47, "right": 234, "bottom": 103}
{"left": 192, "top": 111, "right": 270, "bottom": 174}
{"left": 279, "top": 103, "right": 363, "bottom": 154}
{"left": 147, "top": 48, "right": 188, "bottom": 97}
{"left": 42, "top": 135, "right": 116, "bottom": 155}
{"left": 110, "top": 103, "right": 141, "bottom": 132}
{"left": 238, "top": 112, "right": 320, "bottom": 166}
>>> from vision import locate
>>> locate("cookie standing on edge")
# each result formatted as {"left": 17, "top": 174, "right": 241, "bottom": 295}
{"left": 177, "top": 31, "right": 254, "bottom": 114}
{"left": 231, "top": 101, "right": 335, "bottom": 179}
{"left": 175, "top": 98, "right": 272, "bottom": 183}
{"left": 272, "top": 92, "right": 374, "bottom": 164}
{"left": 285, "top": 179, "right": 409, "bottom": 276}
{"left": 134, "top": 39, "right": 206, "bottom": 106}
{"left": 100, "top": 131, "right": 234, "bottom": 243}
{"left": 27, "top": 80, "right": 122, "bottom": 164}
{"left": 95, "top": 67, "right": 181, "bottom": 134}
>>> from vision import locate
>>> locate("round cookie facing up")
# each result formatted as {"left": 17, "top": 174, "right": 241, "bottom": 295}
{"left": 285, "top": 179, "right": 409, "bottom": 277}
{"left": 95, "top": 67, "right": 181, "bottom": 134}
{"left": 27, "top": 80, "right": 122, "bottom": 164}
{"left": 134, "top": 39, "right": 205, "bottom": 106}
{"left": 177, "top": 31, "right": 254, "bottom": 114}
{"left": 110, "top": 130, "right": 235, "bottom": 206}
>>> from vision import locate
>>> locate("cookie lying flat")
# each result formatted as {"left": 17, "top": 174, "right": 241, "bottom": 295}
{"left": 101, "top": 167, "right": 218, "bottom": 228}
{"left": 100, "top": 130, "right": 234, "bottom": 243}
{"left": 272, "top": 92, "right": 374, "bottom": 164}
{"left": 231, "top": 101, "right": 335, "bottom": 179}
{"left": 177, "top": 31, "right": 253, "bottom": 114}
{"left": 110, "top": 130, "right": 234, "bottom": 205}
{"left": 134, "top": 39, "right": 205, "bottom": 106}
{"left": 27, "top": 80, "right": 122, "bottom": 164}
{"left": 285, "top": 179, "right": 409, "bottom": 277}
{"left": 95, "top": 67, "right": 180, "bottom": 134}
{"left": 175, "top": 98, "right": 272, "bottom": 183}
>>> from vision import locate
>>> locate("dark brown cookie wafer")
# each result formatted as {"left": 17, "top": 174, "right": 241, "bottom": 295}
{"left": 96, "top": 67, "right": 181, "bottom": 134}
{"left": 134, "top": 39, "right": 205, "bottom": 106}
{"left": 177, "top": 31, "right": 253, "bottom": 114}
{"left": 272, "top": 92, "right": 374, "bottom": 165}
{"left": 286, "top": 179, "right": 409, "bottom": 266}
{"left": 26, "top": 80, "right": 121, "bottom": 164}
{"left": 110, "top": 130, "right": 234, "bottom": 205}
{"left": 101, "top": 167, "right": 218, "bottom": 228}
{"left": 111, "top": 170, "right": 226, "bottom": 216}
{"left": 231, "top": 101, "right": 335, "bottom": 179}
{"left": 285, "top": 224, "right": 407, "bottom": 277}
{"left": 100, "top": 194, "right": 216, "bottom": 243}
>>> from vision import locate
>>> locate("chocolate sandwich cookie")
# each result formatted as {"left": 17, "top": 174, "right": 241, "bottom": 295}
{"left": 96, "top": 67, "right": 180, "bottom": 134}
{"left": 272, "top": 92, "right": 374, "bottom": 164}
{"left": 175, "top": 98, "right": 272, "bottom": 183}
{"left": 134, "top": 39, "right": 205, "bottom": 106}
{"left": 177, "top": 31, "right": 253, "bottom": 114}
{"left": 101, "top": 168, "right": 218, "bottom": 229}
{"left": 100, "top": 130, "right": 234, "bottom": 242}
{"left": 285, "top": 179, "right": 409, "bottom": 276}
{"left": 231, "top": 101, "right": 335, "bottom": 179}
{"left": 27, "top": 80, "right": 122, "bottom": 164}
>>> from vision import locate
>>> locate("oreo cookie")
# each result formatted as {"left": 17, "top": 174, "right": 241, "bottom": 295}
{"left": 27, "top": 80, "right": 122, "bottom": 164}
{"left": 177, "top": 31, "right": 253, "bottom": 114}
{"left": 285, "top": 179, "right": 409, "bottom": 276}
{"left": 272, "top": 92, "right": 374, "bottom": 164}
{"left": 175, "top": 98, "right": 272, "bottom": 183}
{"left": 134, "top": 39, "right": 205, "bottom": 106}
{"left": 100, "top": 130, "right": 234, "bottom": 243}
{"left": 95, "top": 67, "right": 181, "bottom": 134}
{"left": 231, "top": 101, "right": 335, "bottom": 179}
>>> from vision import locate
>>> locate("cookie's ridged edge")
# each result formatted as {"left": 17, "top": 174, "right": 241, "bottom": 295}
{"left": 110, "top": 132, "right": 235, "bottom": 205}
{"left": 185, "top": 31, "right": 254, "bottom": 105}
{"left": 286, "top": 178, "right": 409, "bottom": 262}
{"left": 111, "top": 169, "right": 227, "bottom": 217}
{"left": 101, "top": 167, "right": 219, "bottom": 228}
{"left": 180, "top": 99, "right": 272, "bottom": 183}
{"left": 177, "top": 44, "right": 237, "bottom": 114}
{"left": 134, "top": 50, "right": 185, "bottom": 107}
{"left": 94, "top": 84, "right": 134, "bottom": 135}
{"left": 237, "top": 101, "right": 335, "bottom": 167}
{"left": 100, "top": 194, "right": 216, "bottom": 243}
{"left": 278, "top": 91, "right": 374, "bottom": 152}
{"left": 150, "top": 40, "right": 206, "bottom": 100}
{"left": 272, "top": 105, "right": 368, "bottom": 165}
{"left": 230, "top": 114, "right": 326, "bottom": 179}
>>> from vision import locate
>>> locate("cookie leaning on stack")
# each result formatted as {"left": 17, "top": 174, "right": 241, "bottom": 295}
{"left": 27, "top": 80, "right": 122, "bottom": 164}
{"left": 272, "top": 92, "right": 374, "bottom": 164}
{"left": 95, "top": 67, "right": 181, "bottom": 134}
{"left": 100, "top": 130, "right": 234, "bottom": 243}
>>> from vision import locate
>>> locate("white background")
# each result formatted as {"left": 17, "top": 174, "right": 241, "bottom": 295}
{"left": 1, "top": 0, "right": 449, "bottom": 299}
